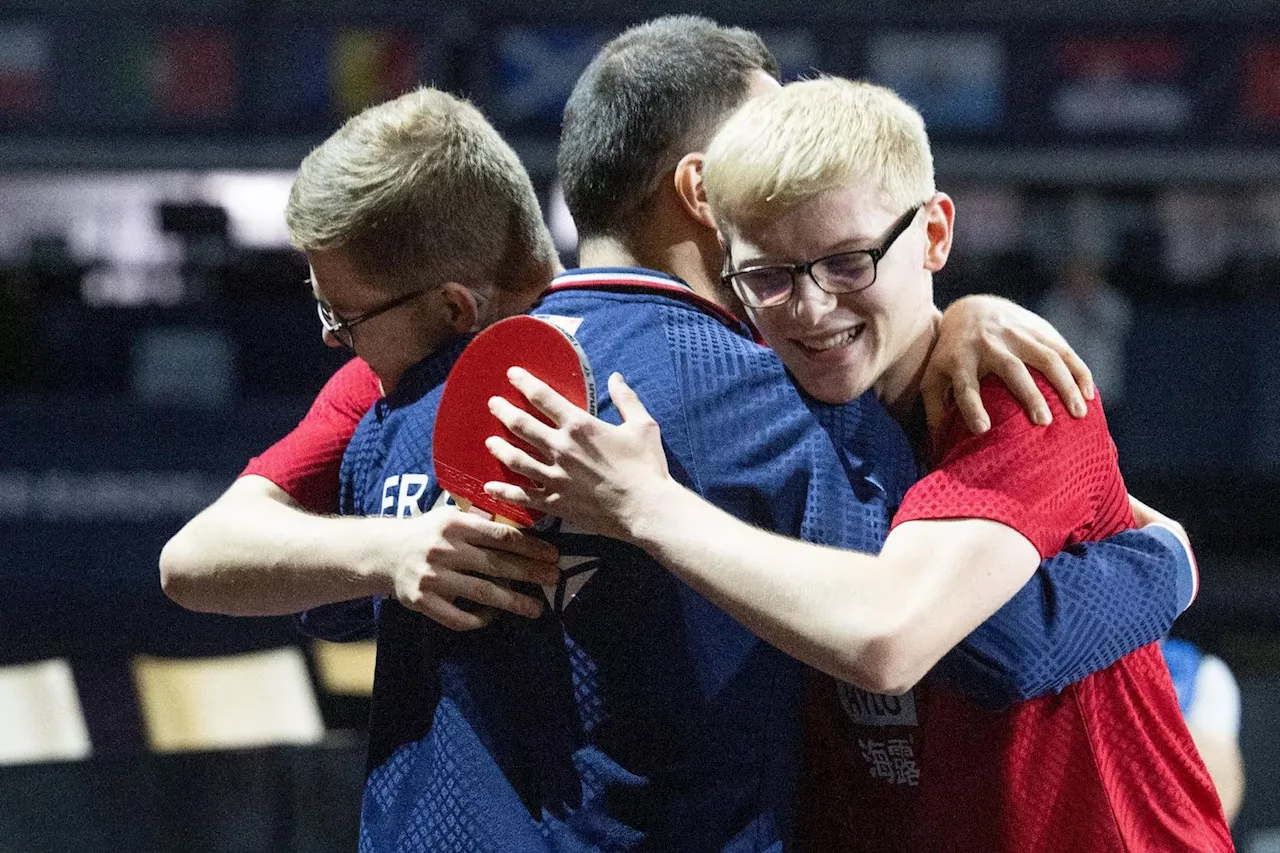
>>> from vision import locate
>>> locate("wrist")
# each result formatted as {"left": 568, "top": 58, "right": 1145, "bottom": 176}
{"left": 346, "top": 517, "right": 400, "bottom": 597}
{"left": 625, "top": 476, "right": 695, "bottom": 551}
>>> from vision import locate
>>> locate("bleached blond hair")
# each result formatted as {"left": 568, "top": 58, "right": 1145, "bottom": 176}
{"left": 286, "top": 87, "right": 555, "bottom": 295}
{"left": 704, "top": 77, "right": 935, "bottom": 226}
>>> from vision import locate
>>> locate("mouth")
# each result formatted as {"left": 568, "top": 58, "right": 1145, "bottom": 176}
{"left": 793, "top": 324, "right": 865, "bottom": 356}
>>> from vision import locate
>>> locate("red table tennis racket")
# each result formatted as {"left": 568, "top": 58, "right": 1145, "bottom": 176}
{"left": 434, "top": 314, "right": 596, "bottom": 527}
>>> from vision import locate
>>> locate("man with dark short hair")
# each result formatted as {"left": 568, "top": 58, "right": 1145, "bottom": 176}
{"left": 330, "top": 15, "right": 1198, "bottom": 852}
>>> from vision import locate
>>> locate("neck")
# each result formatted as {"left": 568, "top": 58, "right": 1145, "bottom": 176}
{"left": 577, "top": 223, "right": 737, "bottom": 316}
{"left": 875, "top": 308, "right": 943, "bottom": 423}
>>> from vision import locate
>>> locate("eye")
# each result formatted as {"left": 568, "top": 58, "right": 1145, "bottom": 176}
{"left": 734, "top": 267, "right": 793, "bottom": 306}
{"left": 816, "top": 252, "right": 875, "bottom": 289}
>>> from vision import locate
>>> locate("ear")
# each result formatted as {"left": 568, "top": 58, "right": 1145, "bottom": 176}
{"left": 673, "top": 152, "right": 718, "bottom": 231}
{"left": 923, "top": 193, "right": 955, "bottom": 273}
{"left": 438, "top": 282, "right": 481, "bottom": 333}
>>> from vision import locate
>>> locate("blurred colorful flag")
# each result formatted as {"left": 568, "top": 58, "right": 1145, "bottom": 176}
{"left": 155, "top": 28, "right": 235, "bottom": 118}
{"left": 868, "top": 31, "right": 1005, "bottom": 131}
{"left": 98, "top": 25, "right": 155, "bottom": 120}
{"left": 1052, "top": 36, "right": 1191, "bottom": 134}
{"left": 495, "top": 28, "right": 609, "bottom": 126}
{"left": 331, "top": 29, "right": 418, "bottom": 118}
{"left": 0, "top": 23, "right": 49, "bottom": 114}
{"left": 1243, "top": 41, "right": 1280, "bottom": 126}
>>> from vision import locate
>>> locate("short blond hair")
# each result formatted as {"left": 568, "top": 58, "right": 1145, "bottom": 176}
{"left": 286, "top": 87, "right": 555, "bottom": 295}
{"left": 704, "top": 77, "right": 935, "bottom": 226}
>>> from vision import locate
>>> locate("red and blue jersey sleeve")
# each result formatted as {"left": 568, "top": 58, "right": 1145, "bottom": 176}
{"left": 903, "top": 373, "right": 1194, "bottom": 707}
{"left": 240, "top": 357, "right": 381, "bottom": 513}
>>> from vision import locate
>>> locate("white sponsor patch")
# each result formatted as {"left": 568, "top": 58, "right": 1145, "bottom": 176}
{"left": 837, "top": 682, "right": 919, "bottom": 727}
{"left": 537, "top": 314, "right": 584, "bottom": 335}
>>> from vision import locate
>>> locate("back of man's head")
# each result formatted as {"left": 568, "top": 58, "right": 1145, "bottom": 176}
{"left": 286, "top": 87, "right": 555, "bottom": 298}
{"left": 558, "top": 16, "right": 779, "bottom": 244}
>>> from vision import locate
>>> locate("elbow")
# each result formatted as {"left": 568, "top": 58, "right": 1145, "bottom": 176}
{"left": 833, "top": 627, "right": 934, "bottom": 697}
{"left": 158, "top": 533, "right": 209, "bottom": 612}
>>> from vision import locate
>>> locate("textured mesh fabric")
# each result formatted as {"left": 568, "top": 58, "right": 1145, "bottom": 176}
{"left": 795, "top": 374, "right": 1233, "bottom": 853}
{"left": 339, "top": 271, "right": 917, "bottom": 853}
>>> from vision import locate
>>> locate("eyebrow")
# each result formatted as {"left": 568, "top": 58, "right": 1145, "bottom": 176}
{"left": 736, "top": 236, "right": 878, "bottom": 269}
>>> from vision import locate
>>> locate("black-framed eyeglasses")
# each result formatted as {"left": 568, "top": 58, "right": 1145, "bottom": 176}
{"left": 722, "top": 205, "right": 923, "bottom": 309}
{"left": 315, "top": 288, "right": 428, "bottom": 350}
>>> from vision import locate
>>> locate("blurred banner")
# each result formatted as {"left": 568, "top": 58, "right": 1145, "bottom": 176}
{"left": 331, "top": 28, "right": 420, "bottom": 119}
{"left": 1052, "top": 36, "right": 1192, "bottom": 134}
{"left": 868, "top": 31, "right": 1005, "bottom": 131}
{"left": 0, "top": 14, "right": 1278, "bottom": 146}
{"left": 0, "top": 22, "right": 49, "bottom": 116}
{"left": 155, "top": 28, "right": 236, "bottom": 119}
{"left": 493, "top": 27, "right": 611, "bottom": 127}
{"left": 1243, "top": 40, "right": 1280, "bottom": 127}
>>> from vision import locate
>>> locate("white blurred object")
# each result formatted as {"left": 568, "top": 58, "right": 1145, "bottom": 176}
{"left": 133, "top": 647, "right": 325, "bottom": 753}
{"left": 312, "top": 639, "right": 377, "bottom": 697}
{"left": 0, "top": 658, "right": 92, "bottom": 766}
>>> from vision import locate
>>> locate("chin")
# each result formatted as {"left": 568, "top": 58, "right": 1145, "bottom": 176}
{"left": 796, "top": 371, "right": 869, "bottom": 405}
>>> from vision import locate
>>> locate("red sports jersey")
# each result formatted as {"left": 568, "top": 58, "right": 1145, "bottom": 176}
{"left": 240, "top": 357, "right": 381, "bottom": 513}
{"left": 794, "top": 374, "right": 1233, "bottom": 852}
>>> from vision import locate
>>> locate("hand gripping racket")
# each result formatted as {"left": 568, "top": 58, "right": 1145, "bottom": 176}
{"left": 433, "top": 315, "right": 596, "bottom": 527}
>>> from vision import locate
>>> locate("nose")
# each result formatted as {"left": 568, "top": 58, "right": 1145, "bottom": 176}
{"left": 322, "top": 329, "right": 344, "bottom": 349}
{"left": 789, "top": 269, "right": 837, "bottom": 327}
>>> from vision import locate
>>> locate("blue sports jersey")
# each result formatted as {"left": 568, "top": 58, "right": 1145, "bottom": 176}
{"left": 340, "top": 269, "right": 916, "bottom": 852}
{"left": 328, "top": 268, "right": 1196, "bottom": 852}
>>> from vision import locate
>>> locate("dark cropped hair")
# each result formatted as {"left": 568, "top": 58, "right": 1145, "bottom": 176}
{"left": 558, "top": 15, "right": 779, "bottom": 242}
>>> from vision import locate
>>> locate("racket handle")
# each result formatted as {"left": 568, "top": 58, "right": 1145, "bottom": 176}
{"left": 450, "top": 496, "right": 520, "bottom": 528}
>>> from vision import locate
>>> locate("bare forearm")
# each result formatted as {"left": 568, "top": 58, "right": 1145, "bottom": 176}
{"left": 627, "top": 483, "right": 928, "bottom": 691}
{"left": 159, "top": 477, "right": 391, "bottom": 616}
{"left": 626, "top": 483, "right": 1040, "bottom": 693}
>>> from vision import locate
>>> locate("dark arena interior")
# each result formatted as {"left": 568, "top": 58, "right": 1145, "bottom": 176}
{"left": 0, "top": 0, "right": 1278, "bottom": 850}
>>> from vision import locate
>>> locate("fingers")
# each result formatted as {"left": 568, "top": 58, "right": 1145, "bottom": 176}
{"left": 483, "top": 479, "right": 549, "bottom": 512}
{"left": 461, "top": 515, "right": 559, "bottom": 563}
{"left": 1061, "top": 347, "right": 1096, "bottom": 401}
{"left": 1128, "top": 493, "right": 1155, "bottom": 527}
{"left": 507, "top": 366, "right": 577, "bottom": 425}
{"left": 918, "top": 369, "right": 953, "bottom": 440}
{"left": 952, "top": 378, "right": 991, "bottom": 435}
{"left": 486, "top": 435, "right": 557, "bottom": 484}
{"left": 445, "top": 572, "right": 545, "bottom": 620}
{"left": 455, "top": 538, "right": 559, "bottom": 587}
{"left": 608, "top": 373, "right": 651, "bottom": 424}
{"left": 488, "top": 395, "right": 557, "bottom": 451}
{"left": 989, "top": 352, "right": 1051, "bottom": 426}
{"left": 411, "top": 594, "right": 497, "bottom": 632}
{"left": 1009, "top": 329, "right": 1087, "bottom": 418}
{"left": 1008, "top": 305, "right": 1094, "bottom": 402}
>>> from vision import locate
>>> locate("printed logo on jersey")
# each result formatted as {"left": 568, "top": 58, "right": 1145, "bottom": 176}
{"left": 837, "top": 683, "right": 921, "bottom": 786}
{"left": 837, "top": 682, "right": 919, "bottom": 727}
{"left": 536, "top": 314, "right": 584, "bottom": 336}
{"left": 381, "top": 474, "right": 431, "bottom": 517}
{"left": 858, "top": 735, "right": 920, "bottom": 786}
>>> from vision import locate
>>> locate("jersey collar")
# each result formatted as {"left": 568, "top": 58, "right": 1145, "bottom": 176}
{"left": 545, "top": 267, "right": 760, "bottom": 342}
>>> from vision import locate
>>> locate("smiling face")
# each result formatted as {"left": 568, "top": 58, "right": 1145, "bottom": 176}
{"left": 725, "top": 181, "right": 952, "bottom": 406}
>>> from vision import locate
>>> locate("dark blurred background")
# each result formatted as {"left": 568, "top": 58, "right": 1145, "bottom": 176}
{"left": 1, "top": 0, "right": 1279, "bottom": 850}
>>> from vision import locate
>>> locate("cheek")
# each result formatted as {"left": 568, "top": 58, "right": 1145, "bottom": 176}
{"left": 746, "top": 308, "right": 788, "bottom": 349}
